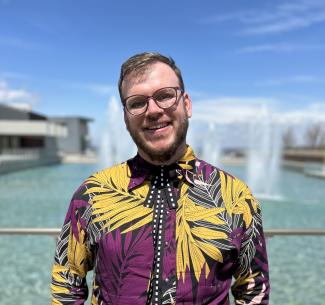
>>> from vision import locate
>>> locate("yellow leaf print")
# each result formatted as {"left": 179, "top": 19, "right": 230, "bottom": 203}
{"left": 185, "top": 205, "right": 225, "bottom": 222}
{"left": 191, "top": 227, "right": 227, "bottom": 240}
{"left": 86, "top": 163, "right": 130, "bottom": 191}
{"left": 85, "top": 163, "right": 152, "bottom": 235}
{"left": 196, "top": 241, "right": 223, "bottom": 263}
{"left": 220, "top": 171, "right": 259, "bottom": 227}
{"left": 67, "top": 222, "right": 90, "bottom": 278}
{"left": 232, "top": 270, "right": 260, "bottom": 288}
{"left": 176, "top": 184, "right": 226, "bottom": 282}
{"left": 190, "top": 243, "right": 205, "bottom": 281}
{"left": 91, "top": 293, "right": 100, "bottom": 305}
{"left": 51, "top": 265, "right": 70, "bottom": 294}
{"left": 122, "top": 213, "right": 153, "bottom": 233}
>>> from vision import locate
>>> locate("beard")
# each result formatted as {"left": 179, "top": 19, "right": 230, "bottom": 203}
{"left": 126, "top": 115, "right": 189, "bottom": 164}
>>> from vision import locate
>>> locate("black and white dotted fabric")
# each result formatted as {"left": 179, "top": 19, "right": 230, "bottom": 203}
{"left": 145, "top": 166, "right": 178, "bottom": 305}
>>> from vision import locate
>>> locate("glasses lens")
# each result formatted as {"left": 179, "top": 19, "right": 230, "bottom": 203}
{"left": 154, "top": 87, "right": 177, "bottom": 108}
{"left": 126, "top": 96, "right": 147, "bottom": 115}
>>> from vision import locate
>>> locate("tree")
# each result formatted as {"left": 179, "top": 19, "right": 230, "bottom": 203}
{"left": 282, "top": 127, "right": 296, "bottom": 148}
{"left": 304, "top": 123, "right": 325, "bottom": 148}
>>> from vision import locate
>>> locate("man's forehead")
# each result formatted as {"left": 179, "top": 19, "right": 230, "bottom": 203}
{"left": 127, "top": 66, "right": 152, "bottom": 85}
{"left": 122, "top": 65, "right": 153, "bottom": 95}
{"left": 122, "top": 62, "right": 180, "bottom": 97}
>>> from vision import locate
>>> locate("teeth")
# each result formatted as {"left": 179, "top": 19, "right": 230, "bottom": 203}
{"left": 148, "top": 123, "right": 168, "bottom": 130}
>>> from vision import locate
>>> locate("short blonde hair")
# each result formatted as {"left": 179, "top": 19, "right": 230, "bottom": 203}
{"left": 118, "top": 52, "right": 185, "bottom": 102}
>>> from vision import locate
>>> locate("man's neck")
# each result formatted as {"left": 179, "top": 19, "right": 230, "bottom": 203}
{"left": 138, "top": 144, "right": 187, "bottom": 166}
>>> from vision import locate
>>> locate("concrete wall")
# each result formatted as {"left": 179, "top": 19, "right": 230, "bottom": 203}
{"left": 0, "top": 155, "right": 61, "bottom": 175}
{"left": 50, "top": 117, "right": 90, "bottom": 154}
{"left": 0, "top": 138, "right": 61, "bottom": 175}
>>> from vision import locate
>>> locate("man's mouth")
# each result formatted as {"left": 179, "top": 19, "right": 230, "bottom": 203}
{"left": 145, "top": 122, "right": 170, "bottom": 131}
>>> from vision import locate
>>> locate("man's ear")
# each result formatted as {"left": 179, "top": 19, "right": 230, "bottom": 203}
{"left": 124, "top": 110, "right": 130, "bottom": 131}
{"left": 183, "top": 92, "right": 192, "bottom": 118}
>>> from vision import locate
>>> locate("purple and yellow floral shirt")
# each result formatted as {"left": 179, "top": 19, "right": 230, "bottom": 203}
{"left": 51, "top": 146, "right": 270, "bottom": 305}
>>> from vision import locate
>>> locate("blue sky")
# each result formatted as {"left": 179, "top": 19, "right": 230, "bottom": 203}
{"left": 1, "top": 0, "right": 325, "bottom": 145}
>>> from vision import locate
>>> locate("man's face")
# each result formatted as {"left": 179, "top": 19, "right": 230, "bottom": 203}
{"left": 123, "top": 62, "right": 192, "bottom": 164}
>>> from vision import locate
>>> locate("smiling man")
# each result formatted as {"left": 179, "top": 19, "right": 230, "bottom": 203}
{"left": 122, "top": 61, "right": 191, "bottom": 165}
{"left": 51, "top": 52, "right": 270, "bottom": 305}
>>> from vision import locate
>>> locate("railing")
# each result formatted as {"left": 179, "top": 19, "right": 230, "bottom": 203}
{"left": 264, "top": 228, "right": 325, "bottom": 237}
{"left": 0, "top": 148, "right": 41, "bottom": 162}
{"left": 0, "top": 228, "right": 325, "bottom": 237}
{"left": 0, "top": 228, "right": 60, "bottom": 236}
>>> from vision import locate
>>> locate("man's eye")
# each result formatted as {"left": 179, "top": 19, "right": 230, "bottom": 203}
{"left": 155, "top": 92, "right": 174, "bottom": 102}
{"left": 129, "top": 99, "right": 147, "bottom": 109}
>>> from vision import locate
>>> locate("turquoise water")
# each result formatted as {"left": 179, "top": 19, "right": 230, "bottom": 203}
{"left": 0, "top": 163, "right": 324, "bottom": 304}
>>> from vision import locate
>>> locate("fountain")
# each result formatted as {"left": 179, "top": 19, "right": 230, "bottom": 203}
{"left": 100, "top": 96, "right": 136, "bottom": 168}
{"left": 101, "top": 96, "right": 285, "bottom": 199}
{"left": 246, "top": 105, "right": 283, "bottom": 200}
{"left": 188, "top": 121, "right": 221, "bottom": 166}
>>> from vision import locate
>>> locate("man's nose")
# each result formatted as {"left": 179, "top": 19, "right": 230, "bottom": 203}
{"left": 146, "top": 97, "right": 163, "bottom": 114}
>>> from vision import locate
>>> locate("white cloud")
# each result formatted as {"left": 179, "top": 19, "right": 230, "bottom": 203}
{"left": 0, "top": 80, "right": 39, "bottom": 103}
{"left": 254, "top": 75, "right": 325, "bottom": 86}
{"left": 187, "top": 96, "right": 325, "bottom": 152}
{"left": 244, "top": 12, "right": 325, "bottom": 35}
{"left": 85, "top": 83, "right": 116, "bottom": 96}
{"left": 192, "top": 96, "right": 279, "bottom": 123}
{"left": 237, "top": 43, "right": 325, "bottom": 53}
{"left": 280, "top": 102, "right": 325, "bottom": 124}
{"left": 68, "top": 82, "right": 116, "bottom": 96}
{"left": 201, "top": 0, "right": 325, "bottom": 35}
{"left": 192, "top": 96, "right": 325, "bottom": 125}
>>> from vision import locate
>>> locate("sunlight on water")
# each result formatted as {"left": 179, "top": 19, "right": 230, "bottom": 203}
{"left": 0, "top": 163, "right": 325, "bottom": 304}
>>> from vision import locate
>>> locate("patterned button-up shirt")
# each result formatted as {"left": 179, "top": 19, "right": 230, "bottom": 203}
{"left": 51, "top": 146, "right": 270, "bottom": 305}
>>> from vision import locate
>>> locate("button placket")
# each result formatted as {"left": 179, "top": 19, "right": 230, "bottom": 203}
{"left": 147, "top": 167, "right": 169, "bottom": 305}
{"left": 147, "top": 165, "right": 180, "bottom": 305}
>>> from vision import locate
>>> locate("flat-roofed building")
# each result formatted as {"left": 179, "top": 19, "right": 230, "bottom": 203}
{"left": 50, "top": 116, "right": 93, "bottom": 155}
{"left": 0, "top": 104, "right": 67, "bottom": 174}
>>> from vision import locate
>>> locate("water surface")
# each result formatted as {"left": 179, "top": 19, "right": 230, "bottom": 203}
{"left": 0, "top": 163, "right": 324, "bottom": 304}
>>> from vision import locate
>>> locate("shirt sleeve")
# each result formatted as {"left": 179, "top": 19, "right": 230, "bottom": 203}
{"left": 51, "top": 185, "right": 93, "bottom": 305}
{"left": 231, "top": 191, "right": 270, "bottom": 304}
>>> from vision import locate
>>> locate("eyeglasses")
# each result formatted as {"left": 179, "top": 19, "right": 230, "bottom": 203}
{"left": 123, "top": 86, "right": 183, "bottom": 116}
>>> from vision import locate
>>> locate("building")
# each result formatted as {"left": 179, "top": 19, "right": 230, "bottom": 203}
{"left": 50, "top": 116, "right": 93, "bottom": 156}
{"left": 0, "top": 104, "right": 95, "bottom": 174}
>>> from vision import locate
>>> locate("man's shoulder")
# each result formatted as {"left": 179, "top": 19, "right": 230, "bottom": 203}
{"left": 67, "top": 161, "right": 132, "bottom": 213}
{"left": 70, "top": 161, "right": 130, "bottom": 201}
{"left": 194, "top": 158, "right": 260, "bottom": 216}
{"left": 194, "top": 158, "right": 250, "bottom": 190}
{"left": 83, "top": 161, "right": 130, "bottom": 189}
{"left": 193, "top": 157, "right": 235, "bottom": 180}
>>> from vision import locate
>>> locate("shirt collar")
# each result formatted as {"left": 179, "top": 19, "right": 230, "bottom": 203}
{"left": 127, "top": 145, "right": 197, "bottom": 191}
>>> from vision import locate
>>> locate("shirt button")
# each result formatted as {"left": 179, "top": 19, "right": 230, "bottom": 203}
{"left": 165, "top": 278, "right": 169, "bottom": 282}
{"left": 165, "top": 241, "right": 169, "bottom": 247}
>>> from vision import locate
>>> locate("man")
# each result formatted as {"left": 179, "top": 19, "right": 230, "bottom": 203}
{"left": 52, "top": 52, "right": 270, "bottom": 305}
